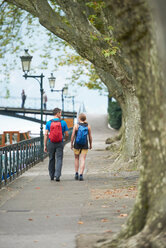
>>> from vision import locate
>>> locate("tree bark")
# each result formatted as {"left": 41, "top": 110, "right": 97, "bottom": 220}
{"left": 95, "top": 1, "right": 166, "bottom": 247}
{"left": 120, "top": 92, "right": 141, "bottom": 165}
{"left": 96, "top": 68, "right": 141, "bottom": 168}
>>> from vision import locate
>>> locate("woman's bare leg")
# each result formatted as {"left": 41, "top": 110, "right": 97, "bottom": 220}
{"left": 74, "top": 154, "right": 79, "bottom": 173}
{"left": 80, "top": 153, "right": 87, "bottom": 175}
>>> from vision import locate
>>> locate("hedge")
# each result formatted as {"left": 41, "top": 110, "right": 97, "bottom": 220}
{"left": 108, "top": 98, "right": 122, "bottom": 130}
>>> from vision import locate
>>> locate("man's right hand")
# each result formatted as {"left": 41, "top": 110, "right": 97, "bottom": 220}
{"left": 44, "top": 146, "right": 47, "bottom": 153}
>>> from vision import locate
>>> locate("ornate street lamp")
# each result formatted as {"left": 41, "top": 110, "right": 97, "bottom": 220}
{"left": 20, "top": 49, "right": 44, "bottom": 160}
{"left": 48, "top": 73, "right": 68, "bottom": 119}
{"left": 48, "top": 73, "right": 56, "bottom": 91}
{"left": 20, "top": 49, "right": 32, "bottom": 73}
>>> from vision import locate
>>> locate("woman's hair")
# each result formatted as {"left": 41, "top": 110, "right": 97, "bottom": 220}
{"left": 79, "top": 113, "right": 86, "bottom": 122}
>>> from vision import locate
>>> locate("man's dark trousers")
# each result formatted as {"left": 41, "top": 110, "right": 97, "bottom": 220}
{"left": 48, "top": 141, "right": 64, "bottom": 179}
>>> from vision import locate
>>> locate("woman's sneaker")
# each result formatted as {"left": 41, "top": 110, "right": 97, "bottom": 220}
{"left": 75, "top": 172, "right": 79, "bottom": 180}
{"left": 79, "top": 174, "right": 83, "bottom": 181}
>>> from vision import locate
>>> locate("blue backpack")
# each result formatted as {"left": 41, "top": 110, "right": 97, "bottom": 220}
{"left": 75, "top": 124, "right": 88, "bottom": 145}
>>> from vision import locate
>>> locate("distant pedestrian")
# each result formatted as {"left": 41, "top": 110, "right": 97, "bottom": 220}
{"left": 44, "top": 108, "right": 69, "bottom": 181}
{"left": 21, "top": 89, "right": 26, "bottom": 108}
{"left": 43, "top": 91, "right": 48, "bottom": 110}
{"left": 71, "top": 113, "right": 92, "bottom": 181}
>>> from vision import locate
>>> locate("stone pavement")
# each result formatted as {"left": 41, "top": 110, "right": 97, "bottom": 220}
{"left": 0, "top": 114, "right": 139, "bottom": 248}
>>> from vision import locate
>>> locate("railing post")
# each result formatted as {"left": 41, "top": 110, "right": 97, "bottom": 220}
{"left": 9, "top": 147, "right": 12, "bottom": 181}
{"left": 26, "top": 143, "right": 28, "bottom": 169}
{"left": 4, "top": 150, "right": 8, "bottom": 185}
{"left": 34, "top": 140, "right": 36, "bottom": 163}
{"left": 0, "top": 151, "right": 2, "bottom": 188}
{"left": 13, "top": 149, "right": 15, "bottom": 179}
{"left": 16, "top": 144, "right": 19, "bottom": 177}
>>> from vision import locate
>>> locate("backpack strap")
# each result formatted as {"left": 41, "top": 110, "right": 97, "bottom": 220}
{"left": 50, "top": 119, "right": 61, "bottom": 123}
{"left": 76, "top": 123, "right": 79, "bottom": 130}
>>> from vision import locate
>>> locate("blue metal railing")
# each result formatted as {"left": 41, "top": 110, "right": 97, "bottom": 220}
{"left": 0, "top": 137, "right": 45, "bottom": 188}
{"left": 0, "top": 128, "right": 73, "bottom": 188}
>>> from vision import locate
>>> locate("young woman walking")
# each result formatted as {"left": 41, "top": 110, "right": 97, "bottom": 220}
{"left": 71, "top": 113, "right": 92, "bottom": 181}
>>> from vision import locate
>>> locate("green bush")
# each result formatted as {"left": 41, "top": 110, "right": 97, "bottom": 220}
{"left": 108, "top": 98, "right": 122, "bottom": 130}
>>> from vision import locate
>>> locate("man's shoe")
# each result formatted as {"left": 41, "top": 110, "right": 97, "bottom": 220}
{"left": 75, "top": 173, "right": 79, "bottom": 180}
{"left": 79, "top": 175, "right": 84, "bottom": 181}
{"left": 50, "top": 178, "right": 54, "bottom": 181}
{"left": 56, "top": 178, "right": 60, "bottom": 182}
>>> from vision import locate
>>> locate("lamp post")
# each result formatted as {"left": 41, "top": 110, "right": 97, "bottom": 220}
{"left": 48, "top": 73, "right": 68, "bottom": 119}
{"left": 20, "top": 49, "right": 44, "bottom": 159}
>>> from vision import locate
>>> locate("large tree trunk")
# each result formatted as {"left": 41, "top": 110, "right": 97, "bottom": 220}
{"left": 96, "top": 67, "right": 141, "bottom": 169}
{"left": 108, "top": 92, "right": 141, "bottom": 169}
{"left": 120, "top": 93, "right": 141, "bottom": 166}
{"left": 95, "top": 1, "right": 166, "bottom": 247}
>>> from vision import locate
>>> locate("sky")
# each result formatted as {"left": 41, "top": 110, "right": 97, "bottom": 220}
{"left": 0, "top": 15, "right": 108, "bottom": 133}
{"left": 1, "top": 39, "right": 108, "bottom": 113}
{"left": 6, "top": 68, "right": 108, "bottom": 113}
{"left": 0, "top": 57, "right": 108, "bottom": 134}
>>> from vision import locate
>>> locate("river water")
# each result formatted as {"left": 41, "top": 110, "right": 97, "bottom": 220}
{"left": 0, "top": 115, "right": 41, "bottom": 136}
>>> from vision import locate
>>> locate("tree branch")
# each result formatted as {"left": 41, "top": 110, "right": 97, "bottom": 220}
{"left": 5, "top": 0, "right": 133, "bottom": 86}
{"left": 95, "top": 66, "right": 124, "bottom": 100}
{"left": 0, "top": 0, "right": 6, "bottom": 8}
{"left": 5, "top": 0, "right": 74, "bottom": 40}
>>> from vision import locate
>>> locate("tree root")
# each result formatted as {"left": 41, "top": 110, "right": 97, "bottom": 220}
{"left": 105, "top": 132, "right": 122, "bottom": 144}
{"left": 106, "top": 152, "right": 140, "bottom": 171}
{"left": 93, "top": 227, "right": 166, "bottom": 248}
{"left": 106, "top": 142, "right": 120, "bottom": 152}
{"left": 93, "top": 200, "right": 166, "bottom": 248}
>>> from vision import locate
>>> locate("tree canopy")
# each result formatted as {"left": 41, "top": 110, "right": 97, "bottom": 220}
{"left": 0, "top": 0, "right": 107, "bottom": 93}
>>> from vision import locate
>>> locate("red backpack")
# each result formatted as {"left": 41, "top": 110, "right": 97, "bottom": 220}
{"left": 49, "top": 120, "right": 63, "bottom": 143}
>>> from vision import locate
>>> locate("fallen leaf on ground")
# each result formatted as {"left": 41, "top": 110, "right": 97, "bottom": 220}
{"left": 101, "top": 218, "right": 109, "bottom": 222}
{"left": 35, "top": 187, "right": 40, "bottom": 189}
{"left": 78, "top": 221, "right": 84, "bottom": 224}
{"left": 119, "top": 214, "right": 128, "bottom": 217}
{"left": 104, "top": 230, "right": 112, "bottom": 233}
{"left": 28, "top": 218, "right": 33, "bottom": 221}
{"left": 91, "top": 187, "right": 137, "bottom": 200}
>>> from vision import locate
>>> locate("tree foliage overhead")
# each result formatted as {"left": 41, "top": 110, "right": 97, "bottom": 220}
{"left": 1, "top": 0, "right": 133, "bottom": 98}
{"left": 0, "top": 0, "right": 107, "bottom": 93}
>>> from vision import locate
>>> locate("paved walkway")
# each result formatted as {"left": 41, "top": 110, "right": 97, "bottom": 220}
{"left": 0, "top": 114, "right": 139, "bottom": 248}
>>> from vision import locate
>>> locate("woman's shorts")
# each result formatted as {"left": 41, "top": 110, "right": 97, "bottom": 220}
{"left": 74, "top": 149, "right": 88, "bottom": 155}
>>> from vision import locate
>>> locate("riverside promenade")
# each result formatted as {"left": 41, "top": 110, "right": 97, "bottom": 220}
{"left": 0, "top": 114, "right": 138, "bottom": 248}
